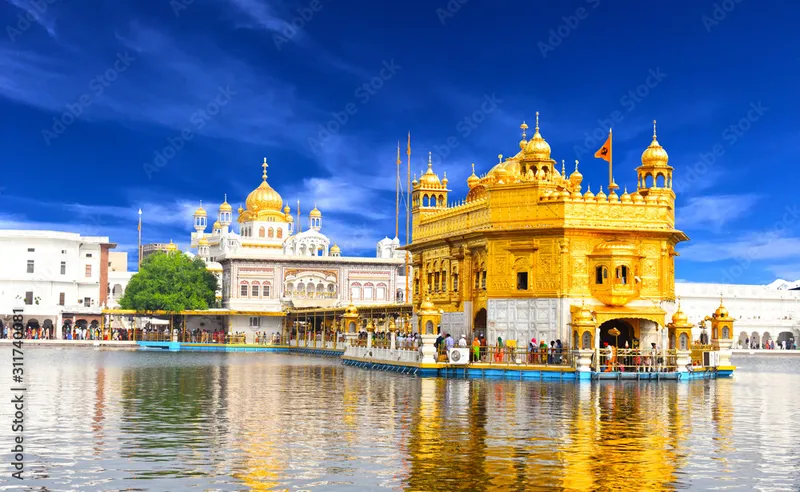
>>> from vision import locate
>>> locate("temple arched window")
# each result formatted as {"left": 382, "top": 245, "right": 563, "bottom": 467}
{"left": 277, "top": 228, "right": 283, "bottom": 238}
{"left": 251, "top": 282, "right": 259, "bottom": 297}
{"left": 259, "top": 227, "right": 265, "bottom": 238}
{"left": 582, "top": 331, "right": 592, "bottom": 349}
{"left": 240, "top": 281, "right": 249, "bottom": 297}
{"left": 595, "top": 265, "right": 608, "bottom": 284}
{"left": 615, "top": 265, "right": 629, "bottom": 285}
{"left": 679, "top": 333, "right": 689, "bottom": 350}
{"left": 268, "top": 228, "right": 274, "bottom": 238}
{"left": 430, "top": 196, "right": 437, "bottom": 207}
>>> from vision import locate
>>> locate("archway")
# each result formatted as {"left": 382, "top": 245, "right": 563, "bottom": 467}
{"left": 738, "top": 331, "right": 749, "bottom": 348}
{"left": 777, "top": 331, "right": 795, "bottom": 348}
{"left": 43, "top": 319, "right": 53, "bottom": 340}
{"left": 474, "top": 308, "right": 487, "bottom": 337}
{"left": 599, "top": 318, "right": 635, "bottom": 348}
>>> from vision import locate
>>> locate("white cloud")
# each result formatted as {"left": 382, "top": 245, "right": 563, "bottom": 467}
{"left": 676, "top": 194, "right": 759, "bottom": 232}
{"left": 679, "top": 234, "right": 800, "bottom": 263}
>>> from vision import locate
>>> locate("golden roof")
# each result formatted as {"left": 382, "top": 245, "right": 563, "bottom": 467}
{"left": 193, "top": 202, "right": 207, "bottom": 217}
{"left": 309, "top": 205, "right": 322, "bottom": 218}
{"left": 219, "top": 194, "right": 232, "bottom": 212}
{"left": 671, "top": 307, "right": 688, "bottom": 325}
{"left": 166, "top": 240, "right": 178, "bottom": 251}
{"left": 620, "top": 187, "right": 632, "bottom": 203}
{"left": 418, "top": 152, "right": 441, "bottom": 188}
{"left": 343, "top": 302, "right": 358, "bottom": 317}
{"left": 198, "top": 236, "right": 209, "bottom": 246}
{"left": 714, "top": 300, "right": 729, "bottom": 319}
{"left": 330, "top": 243, "right": 340, "bottom": 254}
{"left": 592, "top": 239, "right": 639, "bottom": 255}
{"left": 212, "top": 220, "right": 221, "bottom": 230}
{"left": 572, "top": 302, "right": 594, "bottom": 323}
{"left": 641, "top": 120, "right": 669, "bottom": 168}
{"left": 245, "top": 158, "right": 283, "bottom": 213}
{"left": 524, "top": 112, "right": 551, "bottom": 160}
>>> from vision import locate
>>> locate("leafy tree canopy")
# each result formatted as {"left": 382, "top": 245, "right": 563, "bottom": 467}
{"left": 119, "top": 252, "right": 218, "bottom": 312}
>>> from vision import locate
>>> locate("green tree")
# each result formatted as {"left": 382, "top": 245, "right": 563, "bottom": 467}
{"left": 119, "top": 252, "right": 218, "bottom": 312}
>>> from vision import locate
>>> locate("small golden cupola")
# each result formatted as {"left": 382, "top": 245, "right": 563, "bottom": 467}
{"left": 193, "top": 201, "right": 207, "bottom": 232}
{"left": 467, "top": 163, "right": 480, "bottom": 189}
{"left": 412, "top": 152, "right": 449, "bottom": 210}
{"left": 418, "top": 152, "right": 442, "bottom": 188}
{"left": 637, "top": 121, "right": 674, "bottom": 200}
{"left": 309, "top": 203, "right": 322, "bottom": 231}
{"left": 166, "top": 239, "right": 178, "bottom": 252}
{"left": 218, "top": 194, "right": 233, "bottom": 226}
{"left": 330, "top": 243, "right": 341, "bottom": 256}
{"left": 525, "top": 112, "right": 551, "bottom": 160}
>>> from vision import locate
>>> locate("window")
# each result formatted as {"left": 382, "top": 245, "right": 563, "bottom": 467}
{"left": 595, "top": 266, "right": 608, "bottom": 284}
{"left": 481, "top": 271, "right": 487, "bottom": 290}
{"left": 434, "top": 273, "right": 440, "bottom": 292}
{"left": 615, "top": 265, "right": 628, "bottom": 285}
{"left": 263, "top": 285, "right": 271, "bottom": 297}
{"left": 27, "top": 248, "right": 35, "bottom": 252}
{"left": 25, "top": 292, "right": 33, "bottom": 305}
{"left": 85, "top": 253, "right": 93, "bottom": 258}
{"left": 516, "top": 272, "right": 529, "bottom": 290}
{"left": 60, "top": 261, "right": 66, "bottom": 275}
{"left": 61, "top": 250, "right": 67, "bottom": 254}
{"left": 442, "top": 272, "right": 447, "bottom": 292}
{"left": 252, "top": 285, "right": 259, "bottom": 297}
{"left": 27, "top": 260, "right": 34, "bottom": 273}
{"left": 249, "top": 317, "right": 260, "bottom": 328}
{"left": 240, "top": 284, "right": 248, "bottom": 297}
{"left": 453, "top": 273, "right": 459, "bottom": 292}
{"left": 259, "top": 227, "right": 265, "bottom": 238}
{"left": 84, "top": 297, "right": 91, "bottom": 306}
{"left": 59, "top": 293, "right": 65, "bottom": 306}
{"left": 277, "top": 228, "right": 283, "bottom": 239}
{"left": 85, "top": 265, "right": 92, "bottom": 277}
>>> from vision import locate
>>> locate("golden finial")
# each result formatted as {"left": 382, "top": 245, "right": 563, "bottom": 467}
{"left": 471, "top": 163, "right": 475, "bottom": 174}
{"left": 199, "top": 200, "right": 203, "bottom": 208}
{"left": 520, "top": 121, "right": 528, "bottom": 139}
{"left": 574, "top": 160, "right": 579, "bottom": 172}
{"left": 561, "top": 160, "right": 566, "bottom": 177}
{"left": 624, "top": 185, "right": 628, "bottom": 194}
{"left": 653, "top": 119, "right": 657, "bottom": 139}
{"left": 535, "top": 111, "right": 540, "bottom": 131}
{"left": 497, "top": 154, "right": 503, "bottom": 163}
{"left": 427, "top": 151, "right": 433, "bottom": 169}
{"left": 223, "top": 193, "right": 227, "bottom": 203}
{"left": 262, "top": 157, "right": 268, "bottom": 181}
{"left": 599, "top": 185, "right": 604, "bottom": 193}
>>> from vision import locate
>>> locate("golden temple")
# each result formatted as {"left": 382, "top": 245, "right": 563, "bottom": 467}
{"left": 406, "top": 114, "right": 698, "bottom": 352}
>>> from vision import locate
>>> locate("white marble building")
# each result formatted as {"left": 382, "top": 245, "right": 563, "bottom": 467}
{"left": 0, "top": 230, "right": 134, "bottom": 337}
{"left": 185, "top": 158, "right": 412, "bottom": 340}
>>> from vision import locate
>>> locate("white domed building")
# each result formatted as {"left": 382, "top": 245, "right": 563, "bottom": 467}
{"left": 187, "top": 158, "right": 412, "bottom": 341}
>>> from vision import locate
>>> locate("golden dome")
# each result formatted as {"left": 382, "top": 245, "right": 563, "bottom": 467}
{"left": 608, "top": 188, "right": 619, "bottom": 203}
{"left": 524, "top": 112, "right": 551, "bottom": 160}
{"left": 330, "top": 243, "right": 341, "bottom": 255}
{"left": 573, "top": 303, "right": 594, "bottom": 323}
{"left": 166, "top": 240, "right": 178, "bottom": 252}
{"left": 595, "top": 186, "right": 607, "bottom": 202}
{"left": 283, "top": 204, "right": 290, "bottom": 214}
{"left": 343, "top": 302, "right": 358, "bottom": 317}
{"left": 245, "top": 158, "right": 283, "bottom": 213}
{"left": 419, "top": 152, "right": 441, "bottom": 188}
{"left": 212, "top": 220, "right": 221, "bottom": 230}
{"left": 193, "top": 202, "right": 207, "bottom": 217}
{"left": 419, "top": 295, "right": 436, "bottom": 314}
{"left": 641, "top": 121, "right": 669, "bottom": 167}
{"left": 198, "top": 236, "right": 209, "bottom": 246}
{"left": 285, "top": 213, "right": 293, "bottom": 223}
{"left": 620, "top": 187, "right": 633, "bottom": 203}
{"left": 218, "top": 194, "right": 232, "bottom": 212}
{"left": 671, "top": 307, "right": 689, "bottom": 325}
{"left": 441, "top": 172, "right": 449, "bottom": 187}
{"left": 714, "top": 300, "right": 729, "bottom": 319}
{"left": 519, "top": 121, "right": 529, "bottom": 150}
{"left": 309, "top": 205, "right": 322, "bottom": 218}
{"left": 569, "top": 160, "right": 583, "bottom": 187}
{"left": 632, "top": 192, "right": 645, "bottom": 204}
{"left": 467, "top": 163, "right": 480, "bottom": 189}
{"left": 583, "top": 186, "right": 595, "bottom": 200}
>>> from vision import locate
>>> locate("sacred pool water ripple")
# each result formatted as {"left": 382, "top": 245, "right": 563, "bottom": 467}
{"left": 1, "top": 348, "right": 798, "bottom": 491}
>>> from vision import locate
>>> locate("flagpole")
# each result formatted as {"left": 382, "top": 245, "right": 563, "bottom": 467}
{"left": 137, "top": 208, "right": 142, "bottom": 269}
{"left": 405, "top": 132, "right": 411, "bottom": 304}
{"left": 608, "top": 128, "right": 614, "bottom": 192}
{"left": 395, "top": 142, "right": 400, "bottom": 239}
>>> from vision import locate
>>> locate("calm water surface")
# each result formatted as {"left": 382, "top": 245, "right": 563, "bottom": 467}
{"left": 2, "top": 349, "right": 799, "bottom": 491}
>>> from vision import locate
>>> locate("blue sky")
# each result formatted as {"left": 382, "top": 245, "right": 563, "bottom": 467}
{"left": 1, "top": 0, "right": 798, "bottom": 284}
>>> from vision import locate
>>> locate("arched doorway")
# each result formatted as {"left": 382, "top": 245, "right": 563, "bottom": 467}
{"left": 777, "top": 331, "right": 795, "bottom": 348}
{"left": 42, "top": 319, "right": 53, "bottom": 340}
{"left": 599, "top": 319, "right": 635, "bottom": 348}
{"left": 474, "top": 308, "right": 487, "bottom": 337}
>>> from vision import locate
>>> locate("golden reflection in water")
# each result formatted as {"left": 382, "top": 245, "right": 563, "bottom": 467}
{"left": 712, "top": 380, "right": 734, "bottom": 474}
{"left": 92, "top": 367, "right": 106, "bottom": 456}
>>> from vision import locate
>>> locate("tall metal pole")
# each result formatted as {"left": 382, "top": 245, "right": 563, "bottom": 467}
{"left": 396, "top": 141, "right": 400, "bottom": 239}
{"left": 405, "top": 132, "right": 411, "bottom": 304}
{"left": 137, "top": 208, "right": 142, "bottom": 269}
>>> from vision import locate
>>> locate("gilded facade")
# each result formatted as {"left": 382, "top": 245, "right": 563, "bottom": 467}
{"left": 406, "top": 115, "right": 688, "bottom": 349}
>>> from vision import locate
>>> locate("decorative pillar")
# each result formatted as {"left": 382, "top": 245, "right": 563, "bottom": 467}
{"left": 710, "top": 299, "right": 735, "bottom": 367}
{"left": 668, "top": 302, "right": 694, "bottom": 372}
{"left": 341, "top": 303, "right": 359, "bottom": 348}
{"left": 417, "top": 295, "right": 442, "bottom": 364}
{"left": 570, "top": 302, "right": 596, "bottom": 375}
{"left": 388, "top": 317, "right": 397, "bottom": 350}
{"left": 366, "top": 318, "right": 375, "bottom": 349}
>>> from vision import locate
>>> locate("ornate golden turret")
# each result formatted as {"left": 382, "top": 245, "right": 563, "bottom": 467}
{"left": 637, "top": 121, "right": 674, "bottom": 205}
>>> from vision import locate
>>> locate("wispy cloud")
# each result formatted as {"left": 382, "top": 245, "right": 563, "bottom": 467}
{"left": 677, "top": 194, "right": 759, "bottom": 232}
{"left": 679, "top": 233, "right": 800, "bottom": 263}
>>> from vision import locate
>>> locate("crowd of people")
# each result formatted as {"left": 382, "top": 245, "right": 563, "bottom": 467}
{"left": 739, "top": 338, "right": 796, "bottom": 350}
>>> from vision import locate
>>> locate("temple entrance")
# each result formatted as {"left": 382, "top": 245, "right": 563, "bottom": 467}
{"left": 474, "top": 308, "right": 487, "bottom": 337}
{"left": 599, "top": 319, "right": 635, "bottom": 348}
